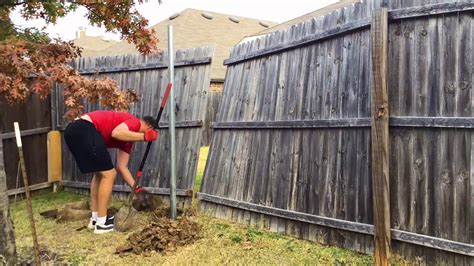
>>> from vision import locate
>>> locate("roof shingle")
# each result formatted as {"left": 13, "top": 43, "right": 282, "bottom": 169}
{"left": 75, "top": 9, "right": 277, "bottom": 81}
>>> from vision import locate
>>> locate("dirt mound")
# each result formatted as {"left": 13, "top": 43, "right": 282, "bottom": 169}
{"left": 40, "top": 200, "right": 117, "bottom": 225}
{"left": 116, "top": 208, "right": 200, "bottom": 255}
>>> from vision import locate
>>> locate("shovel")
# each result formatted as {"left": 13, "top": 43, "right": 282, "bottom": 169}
{"left": 115, "top": 82, "right": 173, "bottom": 231}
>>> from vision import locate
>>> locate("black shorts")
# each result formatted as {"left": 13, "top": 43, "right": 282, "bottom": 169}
{"left": 64, "top": 120, "right": 114, "bottom": 174}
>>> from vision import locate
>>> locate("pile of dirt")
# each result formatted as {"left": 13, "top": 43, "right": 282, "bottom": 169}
{"left": 40, "top": 200, "right": 117, "bottom": 227}
{"left": 115, "top": 208, "right": 200, "bottom": 255}
{"left": 114, "top": 192, "right": 166, "bottom": 232}
{"left": 40, "top": 201, "right": 91, "bottom": 222}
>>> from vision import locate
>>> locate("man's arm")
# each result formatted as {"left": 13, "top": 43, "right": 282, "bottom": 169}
{"left": 116, "top": 149, "right": 135, "bottom": 188}
{"left": 111, "top": 123, "right": 144, "bottom": 142}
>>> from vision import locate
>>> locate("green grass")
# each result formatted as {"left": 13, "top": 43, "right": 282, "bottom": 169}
{"left": 10, "top": 145, "right": 407, "bottom": 264}
{"left": 11, "top": 190, "right": 379, "bottom": 264}
{"left": 10, "top": 190, "right": 85, "bottom": 235}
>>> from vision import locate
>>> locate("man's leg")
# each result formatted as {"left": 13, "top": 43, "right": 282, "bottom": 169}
{"left": 90, "top": 174, "right": 100, "bottom": 211}
{"left": 89, "top": 174, "right": 100, "bottom": 226}
{"left": 97, "top": 168, "right": 117, "bottom": 218}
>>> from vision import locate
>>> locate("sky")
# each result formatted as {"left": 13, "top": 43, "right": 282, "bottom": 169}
{"left": 11, "top": 0, "right": 337, "bottom": 41}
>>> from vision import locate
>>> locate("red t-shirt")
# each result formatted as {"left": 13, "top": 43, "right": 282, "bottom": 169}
{"left": 87, "top": 111, "right": 141, "bottom": 154}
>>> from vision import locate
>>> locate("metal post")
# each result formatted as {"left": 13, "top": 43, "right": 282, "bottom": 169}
{"left": 168, "top": 25, "right": 177, "bottom": 219}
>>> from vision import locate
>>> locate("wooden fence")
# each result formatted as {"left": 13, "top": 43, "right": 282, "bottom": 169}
{"left": 199, "top": 0, "right": 473, "bottom": 263}
{"left": 201, "top": 83, "right": 223, "bottom": 146}
{"left": 1, "top": 95, "right": 52, "bottom": 195}
{"left": 54, "top": 47, "right": 214, "bottom": 203}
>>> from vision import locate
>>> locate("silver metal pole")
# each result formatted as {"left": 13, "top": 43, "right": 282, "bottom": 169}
{"left": 168, "top": 25, "right": 177, "bottom": 219}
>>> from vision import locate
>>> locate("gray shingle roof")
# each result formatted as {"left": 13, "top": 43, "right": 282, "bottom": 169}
{"left": 74, "top": 9, "right": 277, "bottom": 81}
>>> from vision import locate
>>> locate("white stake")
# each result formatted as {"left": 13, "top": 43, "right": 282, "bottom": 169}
{"left": 14, "top": 122, "right": 40, "bottom": 265}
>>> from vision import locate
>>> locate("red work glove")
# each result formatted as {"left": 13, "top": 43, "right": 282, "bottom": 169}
{"left": 134, "top": 186, "right": 147, "bottom": 194}
{"left": 144, "top": 129, "right": 158, "bottom": 141}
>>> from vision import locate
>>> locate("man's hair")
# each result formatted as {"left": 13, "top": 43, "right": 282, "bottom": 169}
{"left": 142, "top": 116, "right": 156, "bottom": 128}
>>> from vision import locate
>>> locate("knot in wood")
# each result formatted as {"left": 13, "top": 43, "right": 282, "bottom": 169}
{"left": 445, "top": 84, "right": 456, "bottom": 95}
{"left": 376, "top": 106, "right": 387, "bottom": 118}
{"left": 460, "top": 80, "right": 470, "bottom": 90}
{"left": 457, "top": 171, "right": 468, "bottom": 182}
{"left": 441, "top": 171, "right": 451, "bottom": 185}
{"left": 414, "top": 158, "right": 423, "bottom": 168}
{"left": 404, "top": 30, "right": 411, "bottom": 38}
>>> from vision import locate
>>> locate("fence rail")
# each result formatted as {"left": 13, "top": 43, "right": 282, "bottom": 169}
{"left": 1, "top": 127, "right": 51, "bottom": 140}
{"left": 198, "top": 192, "right": 474, "bottom": 256}
{"left": 78, "top": 57, "right": 212, "bottom": 75}
{"left": 212, "top": 117, "right": 474, "bottom": 129}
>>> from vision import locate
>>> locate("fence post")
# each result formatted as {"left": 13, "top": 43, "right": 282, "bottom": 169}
{"left": 168, "top": 25, "right": 177, "bottom": 219}
{"left": 371, "top": 7, "right": 391, "bottom": 265}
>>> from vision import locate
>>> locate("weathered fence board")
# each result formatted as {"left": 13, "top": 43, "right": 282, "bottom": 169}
{"left": 371, "top": 8, "right": 390, "bottom": 264}
{"left": 1, "top": 94, "right": 51, "bottom": 191}
{"left": 55, "top": 47, "right": 213, "bottom": 199}
{"left": 198, "top": 192, "right": 474, "bottom": 256}
{"left": 200, "top": 0, "right": 474, "bottom": 263}
{"left": 388, "top": 6, "right": 473, "bottom": 264}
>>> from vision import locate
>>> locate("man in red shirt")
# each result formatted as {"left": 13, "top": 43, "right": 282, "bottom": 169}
{"left": 64, "top": 110, "right": 158, "bottom": 234}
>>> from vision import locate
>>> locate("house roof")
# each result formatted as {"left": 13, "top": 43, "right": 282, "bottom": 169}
{"left": 240, "top": 0, "right": 359, "bottom": 44}
{"left": 75, "top": 9, "right": 277, "bottom": 81}
{"left": 72, "top": 35, "right": 119, "bottom": 57}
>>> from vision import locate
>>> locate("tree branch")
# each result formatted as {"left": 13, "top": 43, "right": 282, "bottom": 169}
{"left": 0, "top": 1, "right": 27, "bottom": 7}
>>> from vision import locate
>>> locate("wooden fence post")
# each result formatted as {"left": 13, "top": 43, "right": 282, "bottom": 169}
{"left": 371, "top": 7, "right": 391, "bottom": 265}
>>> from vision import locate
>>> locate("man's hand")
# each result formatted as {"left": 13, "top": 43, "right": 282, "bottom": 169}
{"left": 144, "top": 129, "right": 158, "bottom": 141}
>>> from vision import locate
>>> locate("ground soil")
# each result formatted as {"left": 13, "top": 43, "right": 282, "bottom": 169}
{"left": 115, "top": 208, "right": 200, "bottom": 255}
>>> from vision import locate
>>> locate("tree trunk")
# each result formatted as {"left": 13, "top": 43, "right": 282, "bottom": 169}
{"left": 0, "top": 116, "right": 17, "bottom": 264}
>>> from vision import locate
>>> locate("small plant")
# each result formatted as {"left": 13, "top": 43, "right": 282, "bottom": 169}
{"left": 286, "top": 240, "right": 297, "bottom": 252}
{"left": 245, "top": 226, "right": 263, "bottom": 242}
{"left": 230, "top": 234, "right": 243, "bottom": 243}
{"left": 268, "top": 232, "right": 286, "bottom": 240}
{"left": 214, "top": 223, "right": 230, "bottom": 231}
{"left": 68, "top": 254, "right": 86, "bottom": 265}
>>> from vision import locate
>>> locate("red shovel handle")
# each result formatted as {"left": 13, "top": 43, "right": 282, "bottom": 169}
{"left": 161, "top": 83, "right": 172, "bottom": 109}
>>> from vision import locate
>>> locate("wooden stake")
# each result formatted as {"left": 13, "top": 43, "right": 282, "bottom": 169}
{"left": 14, "top": 122, "right": 40, "bottom": 265}
{"left": 371, "top": 8, "right": 391, "bottom": 266}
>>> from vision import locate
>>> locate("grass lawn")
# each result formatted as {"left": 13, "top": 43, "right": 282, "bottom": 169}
{"left": 10, "top": 146, "right": 407, "bottom": 264}
{"left": 11, "top": 190, "right": 375, "bottom": 264}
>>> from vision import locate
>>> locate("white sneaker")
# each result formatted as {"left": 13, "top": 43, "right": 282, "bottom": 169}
{"left": 87, "top": 218, "right": 96, "bottom": 230}
{"left": 94, "top": 216, "right": 115, "bottom": 235}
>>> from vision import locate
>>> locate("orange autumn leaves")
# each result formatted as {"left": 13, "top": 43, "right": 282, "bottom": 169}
{"left": 0, "top": 0, "right": 159, "bottom": 119}
{"left": 81, "top": 0, "right": 159, "bottom": 55}
{"left": 0, "top": 38, "right": 139, "bottom": 119}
